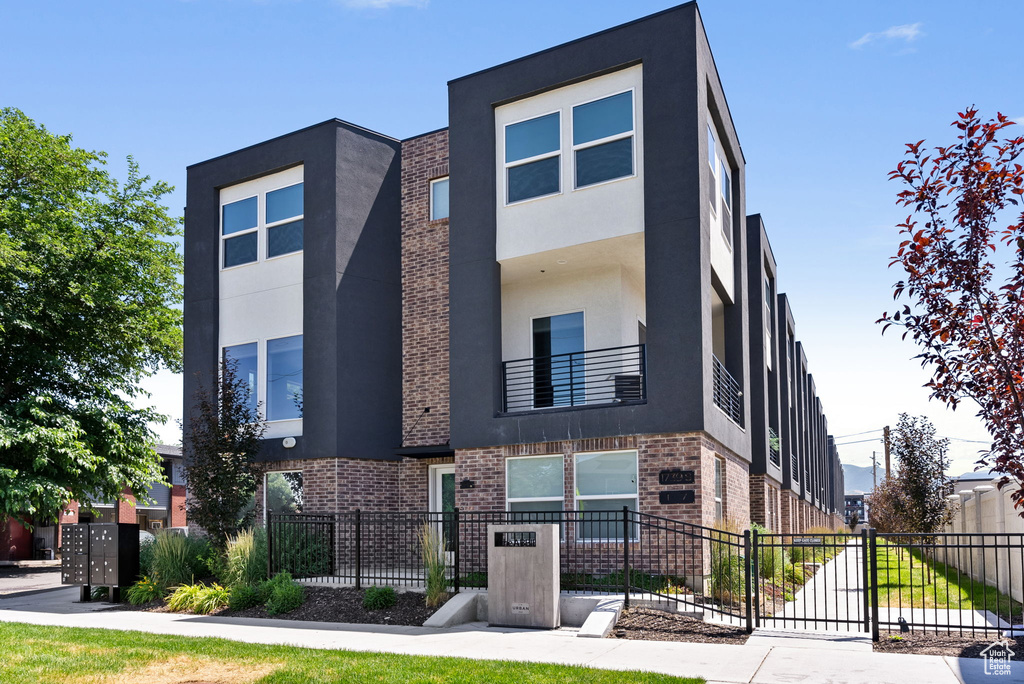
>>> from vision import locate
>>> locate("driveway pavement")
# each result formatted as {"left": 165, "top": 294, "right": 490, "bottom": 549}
{"left": 0, "top": 567, "right": 61, "bottom": 596}
{"left": 0, "top": 586, "right": 1012, "bottom": 684}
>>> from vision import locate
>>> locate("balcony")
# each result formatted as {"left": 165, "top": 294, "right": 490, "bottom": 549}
{"left": 712, "top": 355, "right": 743, "bottom": 426}
{"left": 768, "top": 426, "right": 781, "bottom": 467}
{"left": 502, "top": 344, "right": 646, "bottom": 412}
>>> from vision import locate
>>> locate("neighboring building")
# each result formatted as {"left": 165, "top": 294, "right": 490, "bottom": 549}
{"left": 1, "top": 444, "right": 186, "bottom": 562}
{"left": 183, "top": 2, "right": 842, "bottom": 533}
{"left": 845, "top": 493, "right": 868, "bottom": 526}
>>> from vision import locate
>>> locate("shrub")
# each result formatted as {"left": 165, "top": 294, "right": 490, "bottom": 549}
{"left": 193, "top": 583, "right": 231, "bottom": 615}
{"left": 275, "top": 528, "right": 330, "bottom": 578}
{"left": 265, "top": 577, "right": 305, "bottom": 615}
{"left": 784, "top": 563, "right": 805, "bottom": 585}
{"left": 166, "top": 583, "right": 206, "bottom": 612}
{"left": 152, "top": 532, "right": 210, "bottom": 587}
{"left": 139, "top": 535, "right": 156, "bottom": 578}
{"left": 125, "top": 576, "right": 165, "bottom": 605}
{"left": 228, "top": 583, "right": 262, "bottom": 611}
{"left": 362, "top": 586, "right": 397, "bottom": 611}
{"left": 90, "top": 586, "right": 109, "bottom": 601}
{"left": 224, "top": 527, "right": 268, "bottom": 588}
{"left": 709, "top": 520, "right": 745, "bottom": 604}
{"left": 417, "top": 523, "right": 448, "bottom": 608}
{"left": 751, "top": 524, "right": 789, "bottom": 580}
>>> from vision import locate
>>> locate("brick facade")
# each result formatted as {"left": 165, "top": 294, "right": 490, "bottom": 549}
{"left": 170, "top": 485, "right": 187, "bottom": 528}
{"left": 400, "top": 130, "right": 450, "bottom": 448}
{"left": 749, "top": 474, "right": 783, "bottom": 532}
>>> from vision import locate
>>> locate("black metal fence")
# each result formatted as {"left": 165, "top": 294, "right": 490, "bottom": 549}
{"left": 501, "top": 344, "right": 646, "bottom": 412}
{"left": 267, "top": 512, "right": 1024, "bottom": 640}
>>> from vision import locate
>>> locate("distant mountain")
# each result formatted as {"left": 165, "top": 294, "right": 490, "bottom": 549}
{"left": 843, "top": 464, "right": 877, "bottom": 495}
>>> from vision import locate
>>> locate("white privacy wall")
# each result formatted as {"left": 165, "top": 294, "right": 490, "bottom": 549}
{"left": 219, "top": 165, "right": 303, "bottom": 438}
{"left": 942, "top": 483, "right": 1023, "bottom": 603}
{"left": 494, "top": 65, "right": 644, "bottom": 262}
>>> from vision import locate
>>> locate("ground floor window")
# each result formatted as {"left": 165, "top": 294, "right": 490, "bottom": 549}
{"left": 714, "top": 457, "right": 725, "bottom": 521}
{"left": 506, "top": 455, "right": 564, "bottom": 522}
{"left": 265, "top": 471, "right": 303, "bottom": 519}
{"left": 575, "top": 450, "right": 638, "bottom": 540}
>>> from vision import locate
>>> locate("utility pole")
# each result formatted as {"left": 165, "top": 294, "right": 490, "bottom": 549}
{"left": 883, "top": 425, "right": 891, "bottom": 478}
{"left": 871, "top": 451, "right": 878, "bottom": 492}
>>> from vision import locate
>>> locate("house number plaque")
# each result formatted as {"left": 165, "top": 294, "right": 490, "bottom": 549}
{"left": 659, "top": 469, "right": 695, "bottom": 485}
{"left": 659, "top": 490, "right": 695, "bottom": 505}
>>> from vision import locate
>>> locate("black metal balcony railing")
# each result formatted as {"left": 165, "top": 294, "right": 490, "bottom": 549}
{"left": 768, "top": 426, "right": 781, "bottom": 467}
{"left": 711, "top": 355, "right": 743, "bottom": 426}
{"left": 791, "top": 454, "right": 799, "bottom": 482}
{"left": 502, "top": 344, "right": 646, "bottom": 412}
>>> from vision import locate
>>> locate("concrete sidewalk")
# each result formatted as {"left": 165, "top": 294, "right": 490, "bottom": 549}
{"left": 0, "top": 587, "right": 1007, "bottom": 684}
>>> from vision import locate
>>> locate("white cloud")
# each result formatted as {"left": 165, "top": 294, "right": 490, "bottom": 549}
{"left": 850, "top": 22, "right": 923, "bottom": 49}
{"left": 340, "top": 0, "right": 428, "bottom": 8}
{"left": 1013, "top": 116, "right": 1024, "bottom": 127}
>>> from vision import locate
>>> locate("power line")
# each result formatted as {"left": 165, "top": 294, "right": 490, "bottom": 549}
{"left": 834, "top": 428, "right": 883, "bottom": 440}
{"left": 834, "top": 438, "right": 883, "bottom": 447}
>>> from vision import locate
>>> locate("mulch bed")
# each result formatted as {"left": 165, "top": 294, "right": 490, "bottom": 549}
{"left": 873, "top": 631, "right": 1023, "bottom": 659}
{"left": 610, "top": 607, "right": 749, "bottom": 644}
{"left": 112, "top": 585, "right": 443, "bottom": 626}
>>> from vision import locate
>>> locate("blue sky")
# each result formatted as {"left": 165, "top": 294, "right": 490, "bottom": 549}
{"left": 3, "top": 0, "right": 1020, "bottom": 478}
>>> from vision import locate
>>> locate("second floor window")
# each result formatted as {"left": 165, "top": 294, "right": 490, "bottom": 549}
{"left": 222, "top": 335, "right": 303, "bottom": 422}
{"left": 430, "top": 177, "right": 450, "bottom": 220}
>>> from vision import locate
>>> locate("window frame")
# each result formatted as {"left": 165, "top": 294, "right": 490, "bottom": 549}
{"left": 220, "top": 194, "right": 259, "bottom": 270}
{"left": 220, "top": 333, "right": 303, "bottom": 424}
{"left": 505, "top": 454, "right": 565, "bottom": 513}
{"left": 570, "top": 88, "right": 637, "bottom": 191}
{"left": 707, "top": 120, "right": 733, "bottom": 249}
{"left": 573, "top": 449, "right": 639, "bottom": 542}
{"left": 429, "top": 176, "right": 450, "bottom": 221}
{"left": 503, "top": 109, "right": 562, "bottom": 206}
{"left": 219, "top": 178, "right": 304, "bottom": 271}
{"left": 530, "top": 309, "right": 587, "bottom": 409}
{"left": 714, "top": 456, "right": 725, "bottom": 521}
{"left": 264, "top": 181, "right": 305, "bottom": 261}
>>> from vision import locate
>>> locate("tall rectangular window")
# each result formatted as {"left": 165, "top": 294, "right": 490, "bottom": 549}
{"left": 266, "top": 183, "right": 304, "bottom": 258}
{"left": 506, "top": 455, "right": 564, "bottom": 521}
{"left": 573, "top": 90, "right": 634, "bottom": 188}
{"left": 267, "top": 335, "right": 303, "bottom": 421}
{"left": 576, "top": 451, "right": 638, "bottom": 540}
{"left": 720, "top": 165, "right": 732, "bottom": 244}
{"left": 505, "top": 112, "right": 560, "bottom": 204}
{"left": 532, "top": 311, "right": 584, "bottom": 408}
{"left": 714, "top": 457, "right": 725, "bottom": 521}
{"left": 223, "top": 342, "right": 258, "bottom": 415}
{"left": 222, "top": 197, "right": 258, "bottom": 267}
{"left": 430, "top": 177, "right": 449, "bottom": 220}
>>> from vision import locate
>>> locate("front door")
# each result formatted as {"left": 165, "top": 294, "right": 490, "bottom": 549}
{"left": 429, "top": 465, "right": 456, "bottom": 552}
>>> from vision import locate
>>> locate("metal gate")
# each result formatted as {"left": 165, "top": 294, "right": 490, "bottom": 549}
{"left": 751, "top": 529, "right": 871, "bottom": 633}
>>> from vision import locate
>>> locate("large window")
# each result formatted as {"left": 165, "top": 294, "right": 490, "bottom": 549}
{"left": 572, "top": 90, "right": 634, "bottom": 188}
{"left": 223, "top": 342, "right": 258, "bottom": 414}
{"left": 265, "top": 471, "right": 303, "bottom": 519}
{"left": 221, "top": 180, "right": 304, "bottom": 268}
{"left": 505, "top": 112, "right": 560, "bottom": 204}
{"left": 575, "top": 450, "right": 638, "bottom": 540}
{"left": 707, "top": 121, "right": 733, "bottom": 246}
{"left": 222, "top": 336, "right": 302, "bottom": 422}
{"left": 267, "top": 335, "right": 303, "bottom": 421}
{"left": 532, "top": 311, "right": 585, "bottom": 408}
{"left": 506, "top": 455, "right": 564, "bottom": 521}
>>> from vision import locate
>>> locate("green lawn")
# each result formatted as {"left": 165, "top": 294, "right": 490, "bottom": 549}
{"left": 0, "top": 622, "right": 702, "bottom": 684}
{"left": 874, "top": 542, "right": 1023, "bottom": 622}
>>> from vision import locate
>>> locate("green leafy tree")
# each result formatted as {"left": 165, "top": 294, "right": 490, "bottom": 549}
{"left": 870, "top": 414, "right": 955, "bottom": 533}
{"left": 182, "top": 360, "right": 266, "bottom": 545}
{"left": 881, "top": 110, "right": 1024, "bottom": 515}
{"left": 0, "top": 108, "right": 182, "bottom": 524}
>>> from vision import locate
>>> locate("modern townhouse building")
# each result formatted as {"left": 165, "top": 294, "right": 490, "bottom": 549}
{"left": 183, "top": 2, "right": 842, "bottom": 536}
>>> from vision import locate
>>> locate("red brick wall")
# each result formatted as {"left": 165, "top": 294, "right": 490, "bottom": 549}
{"left": 117, "top": 488, "right": 136, "bottom": 524}
{"left": 400, "top": 130, "right": 450, "bottom": 448}
{"left": 170, "top": 485, "right": 187, "bottom": 527}
{"left": 749, "top": 475, "right": 783, "bottom": 532}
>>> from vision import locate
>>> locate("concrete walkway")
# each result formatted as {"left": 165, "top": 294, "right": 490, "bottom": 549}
{"left": 0, "top": 587, "right": 1010, "bottom": 684}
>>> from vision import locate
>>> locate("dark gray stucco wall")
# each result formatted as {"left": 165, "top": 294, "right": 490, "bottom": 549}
{"left": 776, "top": 294, "right": 797, "bottom": 493}
{"left": 746, "top": 215, "right": 782, "bottom": 480}
{"left": 448, "top": 2, "right": 750, "bottom": 459}
{"left": 183, "top": 120, "right": 402, "bottom": 464}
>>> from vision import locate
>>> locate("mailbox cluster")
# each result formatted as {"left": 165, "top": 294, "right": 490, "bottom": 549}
{"left": 60, "top": 523, "right": 140, "bottom": 602}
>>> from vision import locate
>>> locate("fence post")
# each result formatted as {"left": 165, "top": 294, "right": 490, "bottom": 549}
{"left": 354, "top": 509, "right": 362, "bottom": 591}
{"left": 860, "top": 528, "right": 870, "bottom": 634}
{"left": 869, "top": 528, "right": 880, "bottom": 642}
{"left": 266, "top": 514, "right": 274, "bottom": 580}
{"left": 751, "top": 527, "right": 760, "bottom": 629}
{"left": 622, "top": 506, "right": 630, "bottom": 609}
{"left": 744, "top": 529, "right": 753, "bottom": 634}
{"left": 453, "top": 507, "right": 460, "bottom": 595}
